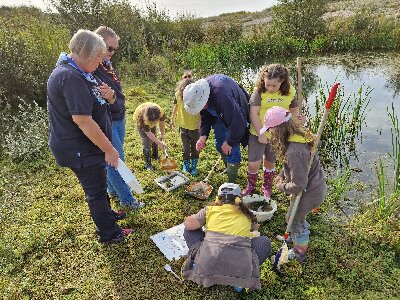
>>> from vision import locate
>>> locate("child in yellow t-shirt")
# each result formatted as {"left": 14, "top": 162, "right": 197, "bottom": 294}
{"left": 182, "top": 183, "right": 271, "bottom": 291}
{"left": 170, "top": 71, "right": 201, "bottom": 176}
{"left": 133, "top": 102, "right": 166, "bottom": 170}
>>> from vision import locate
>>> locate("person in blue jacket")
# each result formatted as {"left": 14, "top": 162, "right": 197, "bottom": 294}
{"left": 183, "top": 74, "right": 250, "bottom": 183}
{"left": 93, "top": 26, "right": 144, "bottom": 210}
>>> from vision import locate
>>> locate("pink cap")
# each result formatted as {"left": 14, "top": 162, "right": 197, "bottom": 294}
{"left": 259, "top": 106, "right": 291, "bottom": 135}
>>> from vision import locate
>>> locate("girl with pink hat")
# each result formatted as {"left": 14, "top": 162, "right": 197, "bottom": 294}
{"left": 261, "top": 106, "right": 326, "bottom": 261}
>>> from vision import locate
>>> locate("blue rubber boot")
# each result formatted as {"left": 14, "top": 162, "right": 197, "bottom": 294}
{"left": 182, "top": 159, "right": 191, "bottom": 173}
{"left": 191, "top": 159, "right": 198, "bottom": 176}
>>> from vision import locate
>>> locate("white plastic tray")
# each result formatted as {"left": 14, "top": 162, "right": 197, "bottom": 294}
{"left": 155, "top": 171, "right": 190, "bottom": 191}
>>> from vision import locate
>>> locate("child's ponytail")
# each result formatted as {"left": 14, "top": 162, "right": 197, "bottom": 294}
{"left": 237, "top": 200, "right": 258, "bottom": 224}
{"left": 175, "top": 70, "right": 195, "bottom": 101}
{"left": 213, "top": 194, "right": 257, "bottom": 223}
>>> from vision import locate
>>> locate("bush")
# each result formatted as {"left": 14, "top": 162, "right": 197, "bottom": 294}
{"left": 271, "top": 0, "right": 328, "bottom": 40}
{"left": 0, "top": 99, "right": 48, "bottom": 160}
{"left": 49, "top": 0, "right": 204, "bottom": 61}
{"left": 49, "top": 0, "right": 146, "bottom": 63}
{"left": 0, "top": 7, "right": 69, "bottom": 108}
{"left": 327, "top": 10, "right": 399, "bottom": 51}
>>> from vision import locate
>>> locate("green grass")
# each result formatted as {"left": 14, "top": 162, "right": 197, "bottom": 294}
{"left": 0, "top": 80, "right": 399, "bottom": 300}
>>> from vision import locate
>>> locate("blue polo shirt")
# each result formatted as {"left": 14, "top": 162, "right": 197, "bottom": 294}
{"left": 47, "top": 64, "right": 112, "bottom": 168}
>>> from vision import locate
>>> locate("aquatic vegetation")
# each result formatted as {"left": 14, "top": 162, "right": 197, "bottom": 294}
{"left": 326, "top": 168, "right": 352, "bottom": 208}
{"left": 305, "top": 82, "right": 371, "bottom": 168}
{"left": 371, "top": 104, "right": 400, "bottom": 220}
{"left": 388, "top": 103, "right": 400, "bottom": 193}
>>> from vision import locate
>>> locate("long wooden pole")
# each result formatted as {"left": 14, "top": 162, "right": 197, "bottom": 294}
{"left": 297, "top": 57, "right": 303, "bottom": 113}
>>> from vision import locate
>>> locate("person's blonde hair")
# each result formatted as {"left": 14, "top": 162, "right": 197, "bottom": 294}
{"left": 69, "top": 29, "right": 106, "bottom": 60}
{"left": 175, "top": 70, "right": 194, "bottom": 101}
{"left": 94, "top": 26, "right": 120, "bottom": 41}
{"left": 269, "top": 118, "right": 316, "bottom": 161}
{"left": 255, "top": 64, "right": 291, "bottom": 95}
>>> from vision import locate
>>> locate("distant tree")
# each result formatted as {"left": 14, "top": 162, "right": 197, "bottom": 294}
{"left": 48, "top": 0, "right": 145, "bottom": 62}
{"left": 271, "top": 0, "right": 328, "bottom": 40}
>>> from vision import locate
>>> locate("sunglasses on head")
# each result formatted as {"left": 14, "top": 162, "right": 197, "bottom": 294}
{"left": 107, "top": 46, "right": 117, "bottom": 53}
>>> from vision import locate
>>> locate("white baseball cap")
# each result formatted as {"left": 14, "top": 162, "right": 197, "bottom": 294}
{"left": 183, "top": 79, "right": 210, "bottom": 115}
{"left": 218, "top": 182, "right": 241, "bottom": 196}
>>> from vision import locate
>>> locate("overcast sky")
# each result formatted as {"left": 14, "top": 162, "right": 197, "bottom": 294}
{"left": 0, "top": 0, "right": 277, "bottom": 18}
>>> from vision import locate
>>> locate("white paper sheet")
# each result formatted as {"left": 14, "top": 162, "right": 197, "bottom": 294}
{"left": 150, "top": 223, "right": 189, "bottom": 261}
{"left": 117, "top": 159, "right": 144, "bottom": 194}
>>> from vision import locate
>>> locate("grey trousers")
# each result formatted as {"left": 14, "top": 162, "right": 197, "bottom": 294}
{"left": 137, "top": 126, "right": 156, "bottom": 149}
{"left": 180, "top": 127, "right": 200, "bottom": 160}
{"left": 184, "top": 228, "right": 271, "bottom": 266}
{"left": 286, "top": 182, "right": 327, "bottom": 233}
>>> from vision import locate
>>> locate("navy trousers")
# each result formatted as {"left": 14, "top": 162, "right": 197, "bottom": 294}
{"left": 71, "top": 163, "right": 121, "bottom": 242}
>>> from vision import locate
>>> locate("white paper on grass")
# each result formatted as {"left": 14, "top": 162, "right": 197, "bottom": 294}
{"left": 150, "top": 223, "right": 189, "bottom": 261}
{"left": 117, "top": 158, "right": 144, "bottom": 194}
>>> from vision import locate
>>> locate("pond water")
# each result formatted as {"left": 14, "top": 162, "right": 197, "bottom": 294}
{"left": 245, "top": 52, "right": 400, "bottom": 202}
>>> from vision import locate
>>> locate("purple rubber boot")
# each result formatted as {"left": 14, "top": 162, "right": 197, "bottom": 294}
{"left": 262, "top": 170, "right": 275, "bottom": 199}
{"left": 241, "top": 171, "right": 258, "bottom": 196}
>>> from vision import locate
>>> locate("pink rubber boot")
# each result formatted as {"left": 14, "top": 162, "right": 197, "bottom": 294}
{"left": 262, "top": 169, "right": 275, "bottom": 199}
{"left": 241, "top": 171, "right": 258, "bottom": 196}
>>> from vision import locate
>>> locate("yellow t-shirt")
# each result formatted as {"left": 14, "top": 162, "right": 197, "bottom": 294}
{"left": 249, "top": 85, "right": 296, "bottom": 139}
{"left": 133, "top": 102, "right": 164, "bottom": 129}
{"left": 175, "top": 93, "right": 200, "bottom": 130}
{"left": 205, "top": 204, "right": 252, "bottom": 238}
{"left": 288, "top": 133, "right": 309, "bottom": 143}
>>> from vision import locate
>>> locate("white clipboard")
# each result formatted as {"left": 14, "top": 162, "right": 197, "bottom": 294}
{"left": 117, "top": 159, "right": 144, "bottom": 194}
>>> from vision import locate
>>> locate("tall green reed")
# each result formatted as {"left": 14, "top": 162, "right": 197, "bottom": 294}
{"left": 304, "top": 82, "right": 371, "bottom": 169}
{"left": 388, "top": 103, "right": 400, "bottom": 193}
{"left": 375, "top": 158, "right": 388, "bottom": 218}
{"left": 372, "top": 105, "right": 400, "bottom": 220}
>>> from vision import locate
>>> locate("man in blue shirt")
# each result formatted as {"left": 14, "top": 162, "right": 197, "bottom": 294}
{"left": 183, "top": 74, "right": 250, "bottom": 183}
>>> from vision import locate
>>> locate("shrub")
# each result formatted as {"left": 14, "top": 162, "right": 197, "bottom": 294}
{"left": 271, "top": 0, "right": 328, "bottom": 41}
{"left": 0, "top": 7, "right": 69, "bottom": 108}
{"left": 0, "top": 99, "right": 48, "bottom": 160}
{"left": 49, "top": 0, "right": 146, "bottom": 63}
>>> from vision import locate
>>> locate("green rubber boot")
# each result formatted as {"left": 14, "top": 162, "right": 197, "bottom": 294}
{"left": 220, "top": 153, "right": 228, "bottom": 173}
{"left": 226, "top": 163, "right": 240, "bottom": 183}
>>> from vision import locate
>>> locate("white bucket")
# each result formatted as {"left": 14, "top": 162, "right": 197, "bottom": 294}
{"left": 242, "top": 194, "right": 277, "bottom": 222}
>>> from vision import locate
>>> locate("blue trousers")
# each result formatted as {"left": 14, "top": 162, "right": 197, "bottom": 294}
{"left": 106, "top": 117, "right": 136, "bottom": 206}
{"left": 213, "top": 118, "right": 241, "bottom": 164}
{"left": 71, "top": 163, "right": 121, "bottom": 242}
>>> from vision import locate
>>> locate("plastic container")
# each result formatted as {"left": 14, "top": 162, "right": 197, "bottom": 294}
{"left": 155, "top": 171, "right": 190, "bottom": 191}
{"left": 242, "top": 194, "right": 277, "bottom": 222}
